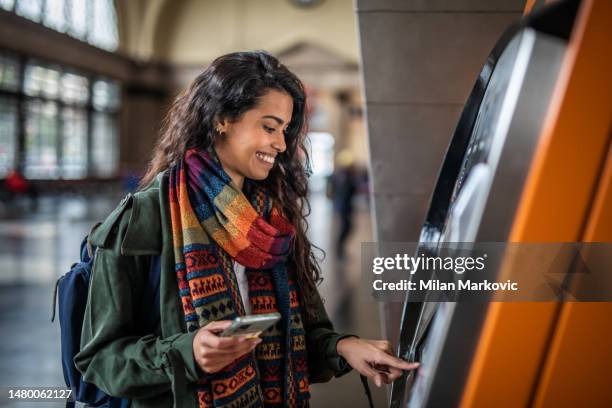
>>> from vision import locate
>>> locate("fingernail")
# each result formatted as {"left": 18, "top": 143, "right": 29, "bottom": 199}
{"left": 375, "top": 377, "right": 382, "bottom": 387}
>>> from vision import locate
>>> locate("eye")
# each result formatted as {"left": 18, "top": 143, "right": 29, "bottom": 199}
{"left": 263, "top": 125, "right": 276, "bottom": 134}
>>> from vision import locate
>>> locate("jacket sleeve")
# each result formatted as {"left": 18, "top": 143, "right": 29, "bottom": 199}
{"left": 303, "top": 287, "right": 357, "bottom": 383}
{"left": 74, "top": 202, "right": 200, "bottom": 400}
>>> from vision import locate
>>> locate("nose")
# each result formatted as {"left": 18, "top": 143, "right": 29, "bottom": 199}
{"left": 271, "top": 131, "right": 286, "bottom": 153}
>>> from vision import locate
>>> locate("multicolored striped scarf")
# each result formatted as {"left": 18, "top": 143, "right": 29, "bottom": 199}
{"left": 169, "top": 148, "right": 310, "bottom": 407}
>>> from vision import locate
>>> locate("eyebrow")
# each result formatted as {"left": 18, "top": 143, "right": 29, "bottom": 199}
{"left": 261, "top": 115, "right": 285, "bottom": 125}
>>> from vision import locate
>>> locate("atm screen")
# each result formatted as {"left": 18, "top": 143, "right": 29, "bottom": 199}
{"left": 449, "top": 33, "right": 522, "bottom": 210}
{"left": 442, "top": 31, "right": 523, "bottom": 245}
{"left": 407, "top": 302, "right": 455, "bottom": 408}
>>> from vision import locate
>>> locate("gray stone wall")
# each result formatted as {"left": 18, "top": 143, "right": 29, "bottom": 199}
{"left": 355, "top": 0, "right": 524, "bottom": 343}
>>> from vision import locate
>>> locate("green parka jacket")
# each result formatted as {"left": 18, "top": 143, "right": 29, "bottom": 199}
{"left": 74, "top": 171, "right": 353, "bottom": 408}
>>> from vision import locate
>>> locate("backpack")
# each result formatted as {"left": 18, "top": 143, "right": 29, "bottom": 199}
{"left": 52, "top": 222, "right": 161, "bottom": 408}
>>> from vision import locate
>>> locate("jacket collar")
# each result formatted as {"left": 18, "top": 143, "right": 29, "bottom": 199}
{"left": 89, "top": 171, "right": 167, "bottom": 255}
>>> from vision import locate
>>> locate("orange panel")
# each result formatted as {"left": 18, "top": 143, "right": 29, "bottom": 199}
{"left": 524, "top": 0, "right": 539, "bottom": 15}
{"left": 533, "top": 143, "right": 612, "bottom": 407}
{"left": 511, "top": 1, "right": 611, "bottom": 242}
{"left": 582, "top": 145, "right": 612, "bottom": 242}
{"left": 461, "top": 302, "right": 559, "bottom": 408}
{"left": 461, "top": 0, "right": 612, "bottom": 407}
{"left": 524, "top": 0, "right": 561, "bottom": 16}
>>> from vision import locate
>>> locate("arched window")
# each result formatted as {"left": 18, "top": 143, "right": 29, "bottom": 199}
{"left": 0, "top": 0, "right": 119, "bottom": 52}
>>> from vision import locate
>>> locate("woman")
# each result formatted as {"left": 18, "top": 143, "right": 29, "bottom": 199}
{"left": 75, "top": 51, "right": 417, "bottom": 408}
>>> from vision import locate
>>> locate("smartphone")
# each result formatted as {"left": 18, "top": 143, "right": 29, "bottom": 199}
{"left": 220, "top": 312, "right": 281, "bottom": 338}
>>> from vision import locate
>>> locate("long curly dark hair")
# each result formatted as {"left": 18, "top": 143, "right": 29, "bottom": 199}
{"left": 139, "top": 51, "right": 322, "bottom": 319}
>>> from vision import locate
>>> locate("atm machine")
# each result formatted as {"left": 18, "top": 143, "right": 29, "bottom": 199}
{"left": 388, "top": 0, "right": 612, "bottom": 406}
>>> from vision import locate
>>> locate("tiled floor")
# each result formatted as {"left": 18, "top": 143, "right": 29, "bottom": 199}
{"left": 0, "top": 189, "right": 386, "bottom": 407}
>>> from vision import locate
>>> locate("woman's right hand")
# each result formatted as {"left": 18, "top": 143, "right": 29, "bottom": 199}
{"left": 192, "top": 320, "right": 262, "bottom": 374}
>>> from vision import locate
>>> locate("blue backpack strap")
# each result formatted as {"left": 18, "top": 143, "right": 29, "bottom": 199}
{"left": 51, "top": 223, "right": 101, "bottom": 323}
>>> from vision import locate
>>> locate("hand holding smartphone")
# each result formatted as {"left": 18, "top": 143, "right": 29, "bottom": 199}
{"left": 220, "top": 312, "right": 281, "bottom": 339}
{"left": 193, "top": 320, "right": 263, "bottom": 374}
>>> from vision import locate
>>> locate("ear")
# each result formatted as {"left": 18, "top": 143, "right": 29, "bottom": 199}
{"left": 214, "top": 116, "right": 228, "bottom": 134}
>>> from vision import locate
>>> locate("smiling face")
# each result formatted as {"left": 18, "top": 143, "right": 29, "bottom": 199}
{"left": 214, "top": 89, "right": 293, "bottom": 189}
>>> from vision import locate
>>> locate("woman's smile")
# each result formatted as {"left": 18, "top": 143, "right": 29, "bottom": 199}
{"left": 255, "top": 151, "right": 276, "bottom": 166}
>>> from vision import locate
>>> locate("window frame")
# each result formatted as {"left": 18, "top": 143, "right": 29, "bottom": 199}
{"left": 0, "top": 50, "right": 121, "bottom": 180}
{"left": 1, "top": 0, "right": 119, "bottom": 52}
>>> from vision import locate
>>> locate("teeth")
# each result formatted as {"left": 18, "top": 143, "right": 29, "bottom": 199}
{"left": 256, "top": 152, "right": 275, "bottom": 164}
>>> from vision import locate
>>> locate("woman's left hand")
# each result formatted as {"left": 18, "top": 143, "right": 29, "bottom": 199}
{"left": 336, "top": 337, "right": 419, "bottom": 387}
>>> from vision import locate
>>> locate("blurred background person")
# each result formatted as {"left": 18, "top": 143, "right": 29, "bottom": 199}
{"left": 1, "top": 168, "right": 38, "bottom": 209}
{"left": 328, "top": 149, "right": 359, "bottom": 260}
